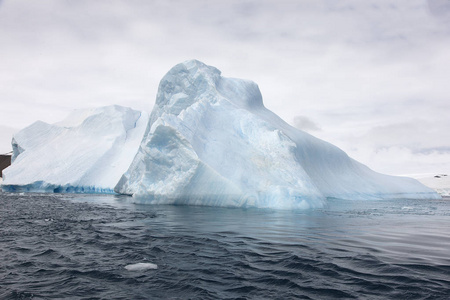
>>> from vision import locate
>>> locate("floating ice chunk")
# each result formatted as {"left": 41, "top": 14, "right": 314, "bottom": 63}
{"left": 124, "top": 262, "right": 158, "bottom": 271}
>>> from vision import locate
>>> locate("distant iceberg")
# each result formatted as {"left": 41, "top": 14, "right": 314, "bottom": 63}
{"left": 2, "top": 105, "right": 148, "bottom": 193}
{"left": 115, "top": 60, "right": 440, "bottom": 209}
{"left": 411, "top": 173, "right": 450, "bottom": 196}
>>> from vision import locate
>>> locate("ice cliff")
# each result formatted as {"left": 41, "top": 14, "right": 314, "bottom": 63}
{"left": 2, "top": 105, "right": 148, "bottom": 193}
{"left": 114, "top": 60, "right": 439, "bottom": 209}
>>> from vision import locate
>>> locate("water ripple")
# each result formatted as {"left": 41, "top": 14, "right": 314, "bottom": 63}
{"left": 0, "top": 193, "right": 449, "bottom": 299}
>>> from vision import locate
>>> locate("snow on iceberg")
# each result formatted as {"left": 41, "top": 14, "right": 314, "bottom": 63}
{"left": 115, "top": 60, "right": 440, "bottom": 209}
{"left": 2, "top": 105, "right": 148, "bottom": 193}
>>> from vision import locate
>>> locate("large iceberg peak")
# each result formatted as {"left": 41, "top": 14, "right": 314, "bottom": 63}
{"left": 116, "top": 60, "right": 440, "bottom": 209}
{"left": 152, "top": 60, "right": 263, "bottom": 121}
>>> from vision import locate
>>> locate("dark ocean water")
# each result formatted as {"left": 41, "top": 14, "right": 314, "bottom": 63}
{"left": 0, "top": 192, "right": 449, "bottom": 299}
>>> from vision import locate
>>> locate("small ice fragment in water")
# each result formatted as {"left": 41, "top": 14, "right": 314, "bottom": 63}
{"left": 124, "top": 262, "right": 158, "bottom": 271}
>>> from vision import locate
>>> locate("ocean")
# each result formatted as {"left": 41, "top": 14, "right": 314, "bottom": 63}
{"left": 0, "top": 192, "right": 449, "bottom": 299}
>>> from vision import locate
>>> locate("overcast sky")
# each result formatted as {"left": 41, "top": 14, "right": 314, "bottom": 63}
{"left": 1, "top": 0, "right": 449, "bottom": 175}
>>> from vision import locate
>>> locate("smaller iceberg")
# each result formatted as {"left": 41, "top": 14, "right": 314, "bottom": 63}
{"left": 2, "top": 105, "right": 148, "bottom": 193}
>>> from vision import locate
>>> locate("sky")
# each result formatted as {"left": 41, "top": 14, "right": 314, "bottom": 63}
{"left": 1, "top": 0, "right": 449, "bottom": 176}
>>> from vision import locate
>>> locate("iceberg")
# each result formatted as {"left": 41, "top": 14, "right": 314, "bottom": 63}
{"left": 115, "top": 60, "right": 440, "bottom": 209}
{"left": 3, "top": 60, "right": 439, "bottom": 209}
{"left": 2, "top": 105, "right": 148, "bottom": 193}
{"left": 412, "top": 173, "right": 450, "bottom": 196}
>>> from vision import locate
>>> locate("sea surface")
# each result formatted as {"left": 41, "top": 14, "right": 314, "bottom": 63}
{"left": 0, "top": 192, "right": 449, "bottom": 299}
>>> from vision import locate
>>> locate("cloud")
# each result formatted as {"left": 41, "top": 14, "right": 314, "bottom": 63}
{"left": 356, "top": 119, "right": 450, "bottom": 152}
{"left": 313, "top": 117, "right": 450, "bottom": 175}
{"left": 0, "top": 0, "right": 449, "bottom": 175}
{"left": 346, "top": 145, "right": 450, "bottom": 175}
{"left": 428, "top": 0, "right": 450, "bottom": 18}
{"left": 292, "top": 116, "right": 321, "bottom": 132}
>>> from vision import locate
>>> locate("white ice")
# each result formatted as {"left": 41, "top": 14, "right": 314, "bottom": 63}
{"left": 115, "top": 60, "right": 440, "bottom": 209}
{"left": 2, "top": 105, "right": 148, "bottom": 193}
{"left": 124, "top": 262, "right": 158, "bottom": 271}
{"left": 408, "top": 173, "right": 450, "bottom": 196}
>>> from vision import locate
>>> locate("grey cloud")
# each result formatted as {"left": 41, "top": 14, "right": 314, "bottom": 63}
{"left": 413, "top": 147, "right": 450, "bottom": 155}
{"left": 354, "top": 119, "right": 450, "bottom": 154}
{"left": 293, "top": 116, "right": 321, "bottom": 132}
{"left": 428, "top": 0, "right": 450, "bottom": 17}
{"left": 1, "top": 0, "right": 450, "bottom": 175}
